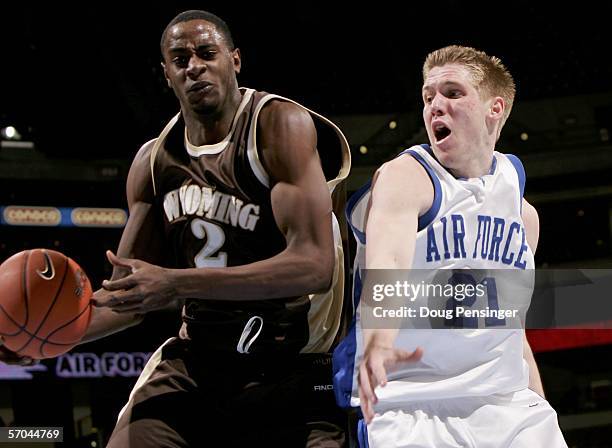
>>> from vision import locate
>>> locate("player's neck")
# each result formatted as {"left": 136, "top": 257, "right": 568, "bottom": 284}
{"left": 448, "top": 152, "right": 495, "bottom": 179}
{"left": 184, "top": 89, "right": 243, "bottom": 146}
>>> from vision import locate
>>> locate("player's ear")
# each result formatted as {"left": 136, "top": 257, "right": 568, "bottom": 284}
{"left": 489, "top": 96, "right": 504, "bottom": 121}
{"left": 232, "top": 48, "right": 242, "bottom": 75}
{"left": 161, "top": 62, "right": 172, "bottom": 88}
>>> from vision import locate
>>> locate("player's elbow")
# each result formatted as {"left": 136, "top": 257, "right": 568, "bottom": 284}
{"left": 304, "top": 248, "right": 335, "bottom": 293}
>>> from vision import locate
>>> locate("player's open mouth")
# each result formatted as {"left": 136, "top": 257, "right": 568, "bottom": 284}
{"left": 434, "top": 123, "right": 451, "bottom": 143}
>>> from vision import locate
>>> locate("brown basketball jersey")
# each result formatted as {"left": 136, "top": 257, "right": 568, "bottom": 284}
{"left": 149, "top": 88, "right": 351, "bottom": 355}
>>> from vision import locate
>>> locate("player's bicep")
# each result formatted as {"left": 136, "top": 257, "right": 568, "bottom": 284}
{"left": 365, "top": 157, "right": 433, "bottom": 269}
{"left": 115, "top": 202, "right": 164, "bottom": 264}
{"left": 366, "top": 177, "right": 418, "bottom": 269}
{"left": 270, "top": 167, "right": 332, "bottom": 250}
{"left": 126, "top": 139, "right": 156, "bottom": 208}
{"left": 260, "top": 102, "right": 333, "bottom": 253}
{"left": 112, "top": 140, "right": 164, "bottom": 278}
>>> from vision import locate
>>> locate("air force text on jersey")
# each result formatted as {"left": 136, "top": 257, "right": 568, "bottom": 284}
{"left": 425, "top": 214, "right": 529, "bottom": 268}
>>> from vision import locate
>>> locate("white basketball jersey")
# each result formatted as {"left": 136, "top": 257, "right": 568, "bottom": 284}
{"left": 333, "top": 144, "right": 534, "bottom": 410}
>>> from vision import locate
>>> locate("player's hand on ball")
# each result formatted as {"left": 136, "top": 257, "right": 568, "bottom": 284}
{"left": 358, "top": 344, "right": 423, "bottom": 424}
{"left": 94, "top": 251, "right": 178, "bottom": 313}
{"left": 0, "top": 339, "right": 36, "bottom": 366}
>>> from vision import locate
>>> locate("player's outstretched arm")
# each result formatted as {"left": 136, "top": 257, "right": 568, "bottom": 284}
{"left": 96, "top": 102, "right": 339, "bottom": 313}
{"left": 83, "top": 140, "right": 166, "bottom": 342}
{"left": 358, "top": 155, "right": 432, "bottom": 423}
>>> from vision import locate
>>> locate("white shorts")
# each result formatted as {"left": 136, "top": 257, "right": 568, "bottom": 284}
{"left": 365, "top": 388, "right": 567, "bottom": 448}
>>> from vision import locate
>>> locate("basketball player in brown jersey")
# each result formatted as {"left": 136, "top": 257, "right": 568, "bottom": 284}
{"left": 72, "top": 9, "right": 347, "bottom": 448}
{"left": 1, "top": 8, "right": 350, "bottom": 447}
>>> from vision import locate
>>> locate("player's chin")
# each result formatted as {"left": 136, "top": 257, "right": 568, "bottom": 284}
{"left": 431, "top": 133, "right": 454, "bottom": 152}
{"left": 189, "top": 96, "right": 220, "bottom": 115}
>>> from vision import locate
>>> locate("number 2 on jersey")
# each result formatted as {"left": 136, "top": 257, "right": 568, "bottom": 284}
{"left": 191, "top": 218, "right": 228, "bottom": 268}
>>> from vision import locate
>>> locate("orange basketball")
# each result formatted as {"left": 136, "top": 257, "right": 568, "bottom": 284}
{"left": 0, "top": 249, "right": 93, "bottom": 359}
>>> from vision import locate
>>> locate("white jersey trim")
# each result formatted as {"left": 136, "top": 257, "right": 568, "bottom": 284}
{"left": 149, "top": 89, "right": 255, "bottom": 195}
{"left": 246, "top": 93, "right": 351, "bottom": 192}
{"left": 184, "top": 88, "right": 255, "bottom": 157}
{"left": 117, "top": 337, "right": 175, "bottom": 422}
{"left": 150, "top": 115, "right": 180, "bottom": 196}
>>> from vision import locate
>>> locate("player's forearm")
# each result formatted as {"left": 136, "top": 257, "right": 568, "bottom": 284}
{"left": 80, "top": 304, "right": 143, "bottom": 344}
{"left": 173, "top": 246, "right": 334, "bottom": 301}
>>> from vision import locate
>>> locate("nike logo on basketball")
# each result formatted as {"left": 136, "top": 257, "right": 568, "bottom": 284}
{"left": 36, "top": 251, "right": 55, "bottom": 280}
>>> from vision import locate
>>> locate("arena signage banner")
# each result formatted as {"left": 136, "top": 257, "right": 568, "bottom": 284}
{"left": 0, "top": 351, "right": 151, "bottom": 380}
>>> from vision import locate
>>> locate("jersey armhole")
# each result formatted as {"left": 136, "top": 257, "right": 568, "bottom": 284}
{"left": 150, "top": 114, "right": 181, "bottom": 197}
{"left": 505, "top": 153, "right": 526, "bottom": 210}
{"left": 403, "top": 149, "right": 442, "bottom": 231}
{"left": 247, "top": 94, "right": 352, "bottom": 192}
{"left": 345, "top": 180, "right": 371, "bottom": 245}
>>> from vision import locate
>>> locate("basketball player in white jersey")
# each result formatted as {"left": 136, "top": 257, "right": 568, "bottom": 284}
{"left": 332, "top": 46, "right": 567, "bottom": 447}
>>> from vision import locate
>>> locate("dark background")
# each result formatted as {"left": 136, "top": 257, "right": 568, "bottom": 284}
{"left": 1, "top": 3, "right": 609, "bottom": 157}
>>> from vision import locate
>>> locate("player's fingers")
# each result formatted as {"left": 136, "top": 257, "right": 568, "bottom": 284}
{"left": 0, "top": 345, "right": 34, "bottom": 365}
{"left": 359, "top": 362, "right": 378, "bottom": 405}
{"left": 101, "top": 276, "right": 137, "bottom": 292}
{"left": 392, "top": 347, "right": 423, "bottom": 367}
{"left": 17, "top": 356, "right": 36, "bottom": 366}
{"left": 358, "top": 363, "right": 373, "bottom": 400}
{"left": 358, "top": 381, "right": 375, "bottom": 424}
{"left": 93, "top": 290, "right": 131, "bottom": 307}
{"left": 360, "top": 399, "right": 374, "bottom": 425}
{"left": 393, "top": 346, "right": 424, "bottom": 364}
{"left": 371, "top": 363, "right": 388, "bottom": 388}
{"left": 106, "top": 251, "right": 138, "bottom": 271}
{"left": 103, "top": 294, "right": 146, "bottom": 312}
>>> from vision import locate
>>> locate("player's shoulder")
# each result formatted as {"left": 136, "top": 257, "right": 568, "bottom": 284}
{"left": 258, "top": 99, "right": 315, "bottom": 137}
{"left": 128, "top": 139, "right": 157, "bottom": 174}
{"left": 133, "top": 138, "right": 158, "bottom": 164}
{"left": 126, "top": 138, "right": 157, "bottom": 205}
{"left": 256, "top": 98, "right": 318, "bottom": 184}
{"left": 369, "top": 149, "right": 434, "bottom": 212}
{"left": 375, "top": 149, "right": 431, "bottom": 187}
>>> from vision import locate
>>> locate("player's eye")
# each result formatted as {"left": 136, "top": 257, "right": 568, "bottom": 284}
{"left": 199, "top": 50, "right": 217, "bottom": 60}
{"left": 172, "top": 56, "right": 189, "bottom": 67}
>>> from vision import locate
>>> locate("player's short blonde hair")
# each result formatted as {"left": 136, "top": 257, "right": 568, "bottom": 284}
{"left": 423, "top": 45, "right": 516, "bottom": 127}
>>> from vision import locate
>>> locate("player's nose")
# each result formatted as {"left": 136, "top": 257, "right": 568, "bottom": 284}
{"left": 186, "top": 55, "right": 207, "bottom": 79}
{"left": 430, "top": 95, "right": 447, "bottom": 116}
